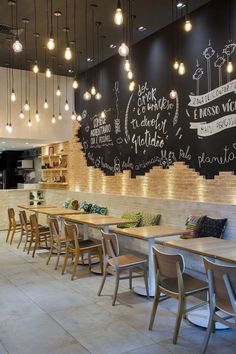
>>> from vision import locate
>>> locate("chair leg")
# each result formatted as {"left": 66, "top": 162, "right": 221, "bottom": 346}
{"left": 17, "top": 230, "right": 24, "bottom": 249}
{"left": 61, "top": 248, "right": 69, "bottom": 275}
{"left": 27, "top": 235, "right": 34, "bottom": 254}
{"left": 32, "top": 237, "right": 39, "bottom": 258}
{"left": 98, "top": 247, "right": 103, "bottom": 274}
{"left": 173, "top": 296, "right": 185, "bottom": 344}
{"left": 149, "top": 287, "right": 160, "bottom": 330}
{"left": 71, "top": 253, "right": 79, "bottom": 280}
{"left": 112, "top": 271, "right": 120, "bottom": 306}
{"left": 129, "top": 269, "right": 132, "bottom": 290}
{"left": 10, "top": 226, "right": 16, "bottom": 245}
{"left": 6, "top": 226, "right": 11, "bottom": 242}
{"left": 143, "top": 265, "right": 149, "bottom": 299}
{"left": 55, "top": 247, "right": 61, "bottom": 270}
{"left": 46, "top": 245, "right": 53, "bottom": 265}
{"left": 98, "top": 265, "right": 108, "bottom": 296}
{"left": 201, "top": 310, "right": 215, "bottom": 354}
{"left": 88, "top": 254, "right": 92, "bottom": 272}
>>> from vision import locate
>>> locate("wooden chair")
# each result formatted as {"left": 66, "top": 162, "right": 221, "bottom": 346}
{"left": 47, "top": 218, "right": 66, "bottom": 270}
{"left": 97, "top": 230, "right": 149, "bottom": 306}
{"left": 29, "top": 214, "right": 51, "bottom": 257}
{"left": 6, "top": 208, "right": 22, "bottom": 244}
{"left": 149, "top": 248, "right": 208, "bottom": 344}
{"left": 61, "top": 222, "right": 103, "bottom": 280}
{"left": 18, "top": 210, "right": 32, "bottom": 250}
{"left": 201, "top": 258, "right": 236, "bottom": 354}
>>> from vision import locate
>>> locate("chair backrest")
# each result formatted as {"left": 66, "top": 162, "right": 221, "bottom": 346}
{"left": 49, "top": 217, "right": 60, "bottom": 241}
{"left": 153, "top": 248, "right": 185, "bottom": 279}
{"left": 64, "top": 222, "right": 79, "bottom": 249}
{"left": 30, "top": 214, "right": 39, "bottom": 236}
{"left": 8, "top": 208, "right": 16, "bottom": 225}
{"left": 101, "top": 230, "right": 119, "bottom": 268}
{"left": 19, "top": 210, "right": 29, "bottom": 232}
{"left": 204, "top": 258, "right": 236, "bottom": 315}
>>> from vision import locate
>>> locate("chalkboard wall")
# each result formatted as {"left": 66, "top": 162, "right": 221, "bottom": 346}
{"left": 76, "top": 0, "right": 236, "bottom": 179}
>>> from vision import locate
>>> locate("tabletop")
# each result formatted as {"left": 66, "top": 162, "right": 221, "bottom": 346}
{"left": 113, "top": 225, "right": 188, "bottom": 240}
{"left": 160, "top": 237, "right": 236, "bottom": 263}
{"left": 28, "top": 207, "right": 86, "bottom": 216}
{"left": 62, "top": 214, "right": 137, "bottom": 226}
{"left": 18, "top": 204, "right": 56, "bottom": 210}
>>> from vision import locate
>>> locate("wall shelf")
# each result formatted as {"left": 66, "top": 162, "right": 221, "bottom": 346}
{"left": 39, "top": 182, "right": 68, "bottom": 186}
{"left": 40, "top": 168, "right": 68, "bottom": 171}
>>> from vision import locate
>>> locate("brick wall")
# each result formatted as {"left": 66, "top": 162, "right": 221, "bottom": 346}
{"left": 42, "top": 126, "right": 236, "bottom": 205}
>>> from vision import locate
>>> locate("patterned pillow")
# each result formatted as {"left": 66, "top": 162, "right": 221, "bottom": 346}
{"left": 90, "top": 204, "right": 108, "bottom": 215}
{"left": 185, "top": 215, "right": 205, "bottom": 237}
{"left": 198, "top": 216, "right": 227, "bottom": 239}
{"left": 68, "top": 200, "right": 79, "bottom": 210}
{"left": 139, "top": 213, "right": 161, "bottom": 227}
{"left": 117, "top": 212, "right": 142, "bottom": 229}
{"left": 78, "top": 201, "right": 92, "bottom": 213}
{"left": 62, "top": 199, "right": 71, "bottom": 209}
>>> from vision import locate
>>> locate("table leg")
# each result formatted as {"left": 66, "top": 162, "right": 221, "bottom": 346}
{"left": 83, "top": 224, "right": 89, "bottom": 240}
{"left": 133, "top": 238, "right": 155, "bottom": 297}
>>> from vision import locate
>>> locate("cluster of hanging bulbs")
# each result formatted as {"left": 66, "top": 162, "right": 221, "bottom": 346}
{"left": 83, "top": 85, "right": 102, "bottom": 101}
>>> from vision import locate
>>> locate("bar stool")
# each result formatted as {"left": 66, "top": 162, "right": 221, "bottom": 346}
{"left": 6, "top": 208, "right": 22, "bottom": 244}
{"left": 61, "top": 222, "right": 103, "bottom": 280}
{"left": 29, "top": 214, "right": 51, "bottom": 257}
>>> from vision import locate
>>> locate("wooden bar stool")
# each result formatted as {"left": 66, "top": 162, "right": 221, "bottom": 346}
{"left": 61, "top": 222, "right": 103, "bottom": 280}
{"left": 6, "top": 208, "right": 22, "bottom": 244}
{"left": 97, "top": 230, "right": 149, "bottom": 306}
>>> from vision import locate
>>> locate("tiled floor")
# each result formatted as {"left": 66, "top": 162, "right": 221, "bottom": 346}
{"left": 0, "top": 234, "right": 235, "bottom": 354}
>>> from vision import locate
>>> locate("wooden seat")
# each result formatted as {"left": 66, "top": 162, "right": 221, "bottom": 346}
{"left": 29, "top": 214, "right": 51, "bottom": 257}
{"left": 149, "top": 248, "right": 208, "bottom": 344}
{"left": 61, "top": 222, "right": 103, "bottom": 280}
{"left": 201, "top": 258, "right": 236, "bottom": 354}
{"left": 6, "top": 208, "right": 21, "bottom": 244}
{"left": 97, "top": 231, "right": 149, "bottom": 306}
{"left": 47, "top": 218, "right": 66, "bottom": 270}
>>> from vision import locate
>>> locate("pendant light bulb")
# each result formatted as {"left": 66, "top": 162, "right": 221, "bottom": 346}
{"left": 169, "top": 89, "right": 177, "bottom": 99}
{"left": 173, "top": 60, "right": 179, "bottom": 70}
{"left": 184, "top": 19, "right": 192, "bottom": 32}
{"left": 24, "top": 100, "right": 30, "bottom": 111}
{"left": 56, "top": 87, "right": 61, "bottom": 96}
{"left": 83, "top": 91, "right": 91, "bottom": 101}
{"left": 72, "top": 79, "right": 79, "bottom": 89}
{"left": 19, "top": 110, "right": 24, "bottom": 119}
{"left": 77, "top": 114, "right": 82, "bottom": 122}
{"left": 12, "top": 37, "right": 23, "bottom": 53}
{"left": 52, "top": 114, "right": 56, "bottom": 123}
{"left": 11, "top": 90, "right": 16, "bottom": 102}
{"left": 100, "top": 111, "right": 106, "bottom": 118}
{"left": 27, "top": 120, "right": 32, "bottom": 127}
{"left": 5, "top": 123, "right": 9, "bottom": 131}
{"left": 47, "top": 36, "right": 55, "bottom": 50}
{"left": 127, "top": 71, "right": 133, "bottom": 80}
{"left": 118, "top": 43, "right": 129, "bottom": 57}
{"left": 58, "top": 112, "right": 62, "bottom": 120}
{"left": 124, "top": 59, "right": 130, "bottom": 72}
{"left": 91, "top": 86, "right": 97, "bottom": 96}
{"left": 178, "top": 62, "right": 186, "bottom": 75}
{"left": 35, "top": 111, "right": 40, "bottom": 122}
{"left": 8, "top": 124, "right": 12, "bottom": 133}
{"left": 44, "top": 99, "right": 49, "bottom": 109}
{"left": 95, "top": 92, "right": 102, "bottom": 100}
{"left": 64, "top": 100, "right": 69, "bottom": 111}
{"left": 46, "top": 68, "right": 52, "bottom": 78}
{"left": 114, "top": 1, "right": 123, "bottom": 26}
{"left": 129, "top": 81, "right": 135, "bottom": 91}
{"left": 33, "top": 63, "right": 39, "bottom": 73}
{"left": 227, "top": 61, "right": 233, "bottom": 73}
{"left": 65, "top": 46, "right": 72, "bottom": 60}
{"left": 71, "top": 112, "right": 76, "bottom": 121}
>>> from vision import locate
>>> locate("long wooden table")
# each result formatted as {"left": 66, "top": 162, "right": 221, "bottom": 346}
{"left": 157, "top": 236, "right": 236, "bottom": 329}
{"left": 18, "top": 204, "right": 56, "bottom": 210}
{"left": 28, "top": 207, "right": 86, "bottom": 216}
{"left": 113, "top": 225, "right": 189, "bottom": 297}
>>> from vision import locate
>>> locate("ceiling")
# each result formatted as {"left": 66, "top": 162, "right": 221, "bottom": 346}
{"left": 0, "top": 0, "right": 211, "bottom": 77}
